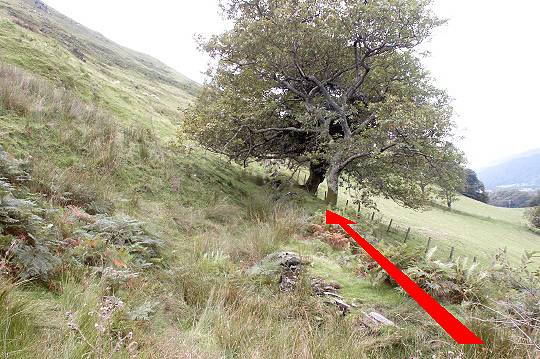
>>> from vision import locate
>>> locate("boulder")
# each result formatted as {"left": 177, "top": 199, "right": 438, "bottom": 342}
{"left": 247, "top": 251, "right": 304, "bottom": 291}
{"left": 34, "top": 0, "right": 48, "bottom": 12}
{"left": 312, "top": 277, "right": 353, "bottom": 315}
{"left": 364, "top": 311, "right": 395, "bottom": 327}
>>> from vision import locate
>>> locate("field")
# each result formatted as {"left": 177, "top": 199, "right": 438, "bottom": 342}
{"left": 299, "top": 177, "right": 539, "bottom": 264}
{"left": 371, "top": 195, "right": 537, "bottom": 263}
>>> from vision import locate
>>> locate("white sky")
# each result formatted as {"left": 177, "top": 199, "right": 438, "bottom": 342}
{"left": 44, "top": 0, "right": 539, "bottom": 170}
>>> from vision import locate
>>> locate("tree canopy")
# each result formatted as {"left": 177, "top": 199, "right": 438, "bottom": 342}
{"left": 489, "top": 189, "right": 540, "bottom": 208}
{"left": 461, "top": 169, "right": 488, "bottom": 203}
{"left": 183, "top": 0, "right": 464, "bottom": 206}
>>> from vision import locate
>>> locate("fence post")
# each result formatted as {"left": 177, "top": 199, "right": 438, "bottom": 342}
{"left": 404, "top": 227, "right": 411, "bottom": 243}
{"left": 346, "top": 200, "right": 349, "bottom": 209}
{"left": 357, "top": 202, "right": 361, "bottom": 213}
{"left": 425, "top": 237, "right": 431, "bottom": 253}
{"left": 449, "top": 247, "right": 455, "bottom": 262}
{"left": 386, "top": 219, "right": 393, "bottom": 232}
{"left": 324, "top": 191, "right": 327, "bottom": 202}
{"left": 473, "top": 256, "right": 477, "bottom": 263}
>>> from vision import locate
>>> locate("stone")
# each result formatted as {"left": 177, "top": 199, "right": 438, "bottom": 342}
{"left": 34, "top": 0, "right": 48, "bottom": 12}
{"left": 247, "top": 251, "right": 304, "bottom": 291}
{"left": 364, "top": 311, "right": 395, "bottom": 327}
{"left": 311, "top": 277, "right": 353, "bottom": 315}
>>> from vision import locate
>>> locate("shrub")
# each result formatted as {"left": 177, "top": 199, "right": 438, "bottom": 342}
{"left": 71, "top": 215, "right": 163, "bottom": 270}
{"left": 527, "top": 206, "right": 540, "bottom": 229}
{"left": 359, "top": 243, "right": 489, "bottom": 304}
{"left": 0, "top": 149, "right": 61, "bottom": 281}
{"left": 0, "top": 145, "right": 30, "bottom": 183}
{"left": 359, "top": 242, "right": 424, "bottom": 286}
{"left": 404, "top": 254, "right": 489, "bottom": 304}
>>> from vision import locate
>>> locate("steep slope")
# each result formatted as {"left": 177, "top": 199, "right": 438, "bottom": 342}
{"left": 0, "top": 0, "right": 199, "bottom": 136}
{"left": 478, "top": 149, "right": 540, "bottom": 190}
{"left": 0, "top": 1, "right": 538, "bottom": 358}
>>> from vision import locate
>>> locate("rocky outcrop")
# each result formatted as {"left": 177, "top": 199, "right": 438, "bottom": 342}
{"left": 312, "top": 277, "right": 354, "bottom": 314}
{"left": 248, "top": 251, "right": 304, "bottom": 291}
{"left": 278, "top": 252, "right": 302, "bottom": 291}
{"left": 248, "top": 251, "right": 356, "bottom": 314}
{"left": 34, "top": 0, "right": 48, "bottom": 12}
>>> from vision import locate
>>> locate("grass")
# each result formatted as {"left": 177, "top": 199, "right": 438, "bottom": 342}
{"left": 307, "top": 176, "right": 540, "bottom": 264}
{"left": 363, "top": 195, "right": 537, "bottom": 264}
{"left": 287, "top": 240, "right": 401, "bottom": 305}
{"left": 0, "top": 0, "right": 199, "bottom": 137}
{"left": 0, "top": 1, "right": 538, "bottom": 357}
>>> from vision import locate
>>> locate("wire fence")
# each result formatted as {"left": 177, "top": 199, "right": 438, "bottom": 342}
{"left": 293, "top": 172, "right": 488, "bottom": 265}
{"left": 244, "top": 167, "right": 497, "bottom": 265}
{"left": 344, "top": 204, "right": 479, "bottom": 264}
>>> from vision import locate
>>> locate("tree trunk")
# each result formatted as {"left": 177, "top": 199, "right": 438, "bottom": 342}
{"left": 446, "top": 193, "right": 452, "bottom": 209}
{"left": 304, "top": 162, "right": 326, "bottom": 194}
{"left": 326, "top": 168, "right": 340, "bottom": 206}
{"left": 420, "top": 183, "right": 426, "bottom": 196}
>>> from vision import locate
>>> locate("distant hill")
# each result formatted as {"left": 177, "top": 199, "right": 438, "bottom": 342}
{"left": 0, "top": 0, "right": 200, "bottom": 136}
{"left": 478, "top": 149, "right": 540, "bottom": 190}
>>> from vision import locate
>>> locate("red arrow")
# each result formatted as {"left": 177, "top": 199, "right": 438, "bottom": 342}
{"left": 326, "top": 210, "right": 483, "bottom": 345}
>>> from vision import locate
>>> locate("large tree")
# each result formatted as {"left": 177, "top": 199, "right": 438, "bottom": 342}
{"left": 461, "top": 169, "right": 488, "bottom": 203}
{"left": 183, "top": 0, "right": 463, "bottom": 206}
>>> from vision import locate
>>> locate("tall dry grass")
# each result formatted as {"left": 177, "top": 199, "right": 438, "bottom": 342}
{"left": 0, "top": 62, "right": 121, "bottom": 171}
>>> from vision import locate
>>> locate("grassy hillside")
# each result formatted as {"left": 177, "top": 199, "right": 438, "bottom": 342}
{"left": 0, "top": 0, "right": 199, "bottom": 136}
{"left": 369, "top": 195, "right": 537, "bottom": 264}
{"left": 307, "top": 179, "right": 539, "bottom": 264}
{"left": 0, "top": 1, "right": 538, "bottom": 358}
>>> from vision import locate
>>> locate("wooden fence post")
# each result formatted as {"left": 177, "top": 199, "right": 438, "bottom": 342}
{"left": 357, "top": 202, "right": 361, "bottom": 213}
{"left": 449, "top": 247, "right": 455, "bottom": 262}
{"left": 324, "top": 191, "right": 327, "bottom": 202}
{"left": 346, "top": 200, "right": 349, "bottom": 209}
{"left": 371, "top": 212, "right": 375, "bottom": 221}
{"left": 425, "top": 237, "right": 431, "bottom": 253}
{"left": 473, "top": 256, "right": 477, "bottom": 263}
{"left": 386, "top": 219, "right": 393, "bottom": 232}
{"left": 404, "top": 227, "right": 411, "bottom": 243}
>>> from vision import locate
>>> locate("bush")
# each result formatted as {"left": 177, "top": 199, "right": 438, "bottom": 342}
{"left": 403, "top": 254, "right": 488, "bottom": 304}
{"left": 0, "top": 148, "right": 61, "bottom": 280}
{"left": 1, "top": 145, "right": 163, "bottom": 282}
{"left": 71, "top": 215, "right": 163, "bottom": 270}
{"left": 527, "top": 206, "right": 540, "bottom": 229}
{"left": 359, "top": 243, "right": 489, "bottom": 304}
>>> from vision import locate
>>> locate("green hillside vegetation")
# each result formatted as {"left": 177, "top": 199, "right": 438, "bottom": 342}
{"left": 0, "top": 0, "right": 199, "bottom": 136}
{"left": 365, "top": 194, "right": 536, "bottom": 264}
{"left": 489, "top": 189, "right": 540, "bottom": 208}
{"left": 301, "top": 179, "right": 539, "bottom": 264}
{"left": 0, "top": 0, "right": 538, "bottom": 358}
